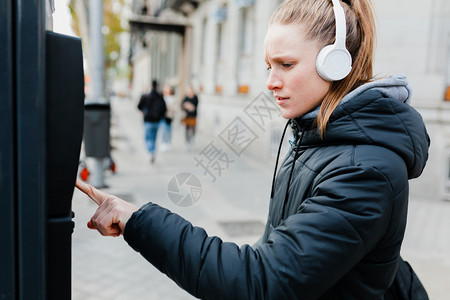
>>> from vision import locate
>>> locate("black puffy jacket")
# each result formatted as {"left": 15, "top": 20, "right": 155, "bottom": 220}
{"left": 124, "top": 76, "right": 430, "bottom": 299}
{"left": 137, "top": 90, "right": 167, "bottom": 122}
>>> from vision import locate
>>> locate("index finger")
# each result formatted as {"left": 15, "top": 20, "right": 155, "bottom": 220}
{"left": 75, "top": 178, "right": 110, "bottom": 206}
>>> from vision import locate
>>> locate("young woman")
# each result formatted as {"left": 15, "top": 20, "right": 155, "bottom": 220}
{"left": 77, "top": 0, "right": 429, "bottom": 298}
{"left": 181, "top": 86, "right": 199, "bottom": 150}
{"left": 160, "top": 84, "right": 176, "bottom": 151}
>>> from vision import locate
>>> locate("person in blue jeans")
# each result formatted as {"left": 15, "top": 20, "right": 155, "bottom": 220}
{"left": 160, "top": 84, "right": 176, "bottom": 152}
{"left": 137, "top": 80, "right": 166, "bottom": 163}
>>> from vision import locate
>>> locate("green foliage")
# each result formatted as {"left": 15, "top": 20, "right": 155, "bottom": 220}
{"left": 104, "top": 0, "right": 127, "bottom": 74}
{"left": 68, "top": 0, "right": 129, "bottom": 80}
{"left": 68, "top": 0, "right": 80, "bottom": 37}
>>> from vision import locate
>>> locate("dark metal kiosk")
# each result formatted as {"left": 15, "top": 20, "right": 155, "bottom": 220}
{"left": 1, "top": 1, "right": 84, "bottom": 299}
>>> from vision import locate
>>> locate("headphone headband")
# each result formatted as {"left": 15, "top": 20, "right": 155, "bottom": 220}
{"left": 331, "top": 0, "right": 346, "bottom": 47}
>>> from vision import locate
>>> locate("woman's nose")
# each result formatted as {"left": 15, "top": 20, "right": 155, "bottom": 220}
{"left": 266, "top": 70, "right": 282, "bottom": 91}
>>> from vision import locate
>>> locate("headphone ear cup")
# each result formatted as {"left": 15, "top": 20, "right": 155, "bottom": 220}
{"left": 316, "top": 44, "right": 352, "bottom": 82}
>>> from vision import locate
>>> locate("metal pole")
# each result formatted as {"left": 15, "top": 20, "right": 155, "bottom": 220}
{"left": 0, "top": 1, "right": 16, "bottom": 298}
{"left": 89, "top": 0, "right": 105, "bottom": 103}
{"left": 15, "top": 0, "right": 47, "bottom": 298}
{"left": 447, "top": 26, "right": 450, "bottom": 100}
{"left": 89, "top": 0, "right": 106, "bottom": 187}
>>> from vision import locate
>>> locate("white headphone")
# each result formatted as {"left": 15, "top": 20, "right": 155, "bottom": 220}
{"left": 316, "top": 0, "right": 352, "bottom": 82}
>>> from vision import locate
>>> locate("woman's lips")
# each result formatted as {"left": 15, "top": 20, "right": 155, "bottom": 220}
{"left": 276, "top": 97, "right": 289, "bottom": 105}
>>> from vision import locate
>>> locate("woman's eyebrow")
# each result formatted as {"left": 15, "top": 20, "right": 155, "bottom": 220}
{"left": 266, "top": 52, "right": 297, "bottom": 61}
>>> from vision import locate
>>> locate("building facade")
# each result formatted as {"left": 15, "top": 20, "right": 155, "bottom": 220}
{"left": 129, "top": 0, "right": 450, "bottom": 201}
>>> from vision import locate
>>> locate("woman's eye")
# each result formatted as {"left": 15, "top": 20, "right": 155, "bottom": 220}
{"left": 282, "top": 63, "right": 293, "bottom": 68}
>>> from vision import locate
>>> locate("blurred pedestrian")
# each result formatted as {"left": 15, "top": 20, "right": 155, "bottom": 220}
{"left": 137, "top": 80, "right": 166, "bottom": 163}
{"left": 77, "top": 0, "right": 430, "bottom": 298}
{"left": 181, "top": 86, "right": 198, "bottom": 150}
{"left": 160, "top": 84, "right": 176, "bottom": 152}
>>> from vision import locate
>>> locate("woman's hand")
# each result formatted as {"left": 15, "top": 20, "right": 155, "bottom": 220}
{"left": 76, "top": 179, "right": 139, "bottom": 237}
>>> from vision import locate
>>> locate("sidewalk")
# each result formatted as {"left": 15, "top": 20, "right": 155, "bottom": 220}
{"left": 72, "top": 96, "right": 450, "bottom": 299}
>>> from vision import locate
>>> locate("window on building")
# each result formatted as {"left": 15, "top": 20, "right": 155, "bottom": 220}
{"left": 444, "top": 148, "right": 450, "bottom": 200}
{"left": 447, "top": 153, "right": 450, "bottom": 177}
{"left": 239, "top": 7, "right": 254, "bottom": 55}
{"left": 215, "top": 22, "right": 224, "bottom": 94}
{"left": 216, "top": 23, "right": 223, "bottom": 61}
{"left": 200, "top": 18, "right": 207, "bottom": 66}
{"left": 171, "top": 33, "right": 180, "bottom": 78}
{"left": 237, "top": 5, "right": 254, "bottom": 93}
{"left": 212, "top": 5, "right": 227, "bottom": 93}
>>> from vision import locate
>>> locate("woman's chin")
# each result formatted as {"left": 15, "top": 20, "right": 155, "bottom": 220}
{"left": 280, "top": 110, "right": 300, "bottom": 120}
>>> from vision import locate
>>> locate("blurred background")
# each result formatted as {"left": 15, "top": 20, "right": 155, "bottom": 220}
{"left": 53, "top": 0, "right": 450, "bottom": 199}
{"left": 49, "top": 0, "right": 450, "bottom": 299}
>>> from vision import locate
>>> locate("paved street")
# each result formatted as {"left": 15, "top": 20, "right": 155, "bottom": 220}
{"left": 72, "top": 96, "right": 450, "bottom": 299}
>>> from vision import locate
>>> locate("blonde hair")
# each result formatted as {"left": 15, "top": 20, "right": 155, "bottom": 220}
{"left": 270, "top": 0, "right": 376, "bottom": 137}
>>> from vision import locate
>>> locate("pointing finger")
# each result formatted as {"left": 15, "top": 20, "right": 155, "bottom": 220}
{"left": 75, "top": 178, "right": 110, "bottom": 206}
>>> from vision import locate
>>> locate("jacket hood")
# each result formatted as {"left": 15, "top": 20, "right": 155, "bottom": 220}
{"left": 294, "top": 75, "right": 430, "bottom": 179}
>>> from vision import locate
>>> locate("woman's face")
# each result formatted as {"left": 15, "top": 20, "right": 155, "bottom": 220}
{"left": 264, "top": 23, "right": 331, "bottom": 119}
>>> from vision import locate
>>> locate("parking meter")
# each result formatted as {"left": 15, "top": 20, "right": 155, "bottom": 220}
{"left": 45, "top": 31, "right": 84, "bottom": 299}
